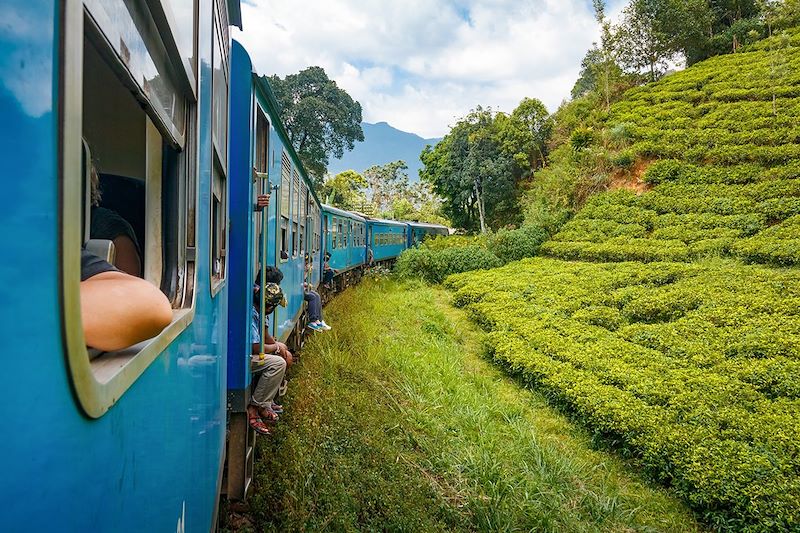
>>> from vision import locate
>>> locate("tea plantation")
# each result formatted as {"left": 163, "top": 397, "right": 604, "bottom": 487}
{"left": 545, "top": 30, "right": 800, "bottom": 266}
{"left": 447, "top": 259, "right": 800, "bottom": 530}
{"left": 439, "top": 29, "right": 800, "bottom": 532}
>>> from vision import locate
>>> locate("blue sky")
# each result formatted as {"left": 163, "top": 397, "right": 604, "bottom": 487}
{"left": 236, "top": 0, "right": 628, "bottom": 138}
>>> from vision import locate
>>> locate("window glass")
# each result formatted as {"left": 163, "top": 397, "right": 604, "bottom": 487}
{"left": 211, "top": 163, "right": 226, "bottom": 282}
{"left": 83, "top": 0, "right": 186, "bottom": 143}
{"left": 163, "top": 0, "right": 197, "bottom": 82}
{"left": 211, "top": 13, "right": 228, "bottom": 169}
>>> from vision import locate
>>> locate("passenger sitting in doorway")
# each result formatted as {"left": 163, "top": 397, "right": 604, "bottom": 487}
{"left": 89, "top": 162, "right": 142, "bottom": 277}
{"left": 80, "top": 249, "right": 172, "bottom": 352}
{"left": 304, "top": 254, "right": 330, "bottom": 332}
{"left": 249, "top": 267, "right": 292, "bottom": 436}
{"left": 322, "top": 252, "right": 336, "bottom": 289}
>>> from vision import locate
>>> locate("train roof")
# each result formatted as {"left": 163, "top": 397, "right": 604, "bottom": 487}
{"left": 366, "top": 217, "right": 408, "bottom": 228}
{"left": 321, "top": 204, "right": 367, "bottom": 222}
{"left": 407, "top": 221, "right": 449, "bottom": 230}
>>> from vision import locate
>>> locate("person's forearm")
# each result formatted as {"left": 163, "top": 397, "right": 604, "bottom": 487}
{"left": 81, "top": 272, "right": 172, "bottom": 351}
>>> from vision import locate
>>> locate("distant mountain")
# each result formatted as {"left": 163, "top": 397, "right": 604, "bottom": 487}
{"left": 328, "top": 122, "right": 441, "bottom": 182}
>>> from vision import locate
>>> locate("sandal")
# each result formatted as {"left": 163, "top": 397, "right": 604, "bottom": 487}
{"left": 258, "top": 407, "right": 279, "bottom": 423}
{"left": 271, "top": 402, "right": 284, "bottom": 414}
{"left": 248, "top": 413, "right": 271, "bottom": 436}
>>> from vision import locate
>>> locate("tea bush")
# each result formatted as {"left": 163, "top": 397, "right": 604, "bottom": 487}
{"left": 395, "top": 245, "right": 502, "bottom": 284}
{"left": 446, "top": 258, "right": 800, "bottom": 530}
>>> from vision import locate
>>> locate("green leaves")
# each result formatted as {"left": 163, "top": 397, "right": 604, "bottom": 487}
{"left": 447, "top": 258, "right": 800, "bottom": 530}
{"left": 266, "top": 67, "right": 364, "bottom": 181}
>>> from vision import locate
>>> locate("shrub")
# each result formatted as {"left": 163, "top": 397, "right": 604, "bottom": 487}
{"left": 486, "top": 224, "right": 549, "bottom": 263}
{"left": 395, "top": 245, "right": 502, "bottom": 284}
{"left": 446, "top": 258, "right": 800, "bottom": 530}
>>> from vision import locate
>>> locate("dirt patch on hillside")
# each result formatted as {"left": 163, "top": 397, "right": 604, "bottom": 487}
{"left": 609, "top": 158, "right": 655, "bottom": 195}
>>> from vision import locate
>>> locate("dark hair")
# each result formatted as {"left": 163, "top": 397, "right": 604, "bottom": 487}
{"left": 264, "top": 266, "right": 283, "bottom": 284}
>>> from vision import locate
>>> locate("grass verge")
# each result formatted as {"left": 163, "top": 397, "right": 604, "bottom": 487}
{"left": 244, "top": 278, "right": 702, "bottom": 532}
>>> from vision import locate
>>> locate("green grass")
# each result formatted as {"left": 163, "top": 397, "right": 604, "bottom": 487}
{"left": 246, "top": 278, "right": 701, "bottom": 532}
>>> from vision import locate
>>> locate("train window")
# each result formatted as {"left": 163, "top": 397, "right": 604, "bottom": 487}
{"left": 255, "top": 109, "right": 269, "bottom": 173}
{"left": 299, "top": 182, "right": 307, "bottom": 255}
{"left": 331, "top": 218, "right": 337, "bottom": 250}
{"left": 338, "top": 222, "right": 344, "bottom": 248}
{"left": 210, "top": 4, "right": 229, "bottom": 292}
{"left": 280, "top": 151, "right": 290, "bottom": 260}
{"left": 211, "top": 4, "right": 229, "bottom": 170}
{"left": 291, "top": 170, "right": 299, "bottom": 257}
{"left": 211, "top": 164, "right": 226, "bottom": 284}
{"left": 63, "top": 1, "right": 205, "bottom": 418}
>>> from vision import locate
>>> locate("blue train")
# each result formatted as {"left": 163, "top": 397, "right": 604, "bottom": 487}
{"left": 0, "top": 1, "right": 447, "bottom": 531}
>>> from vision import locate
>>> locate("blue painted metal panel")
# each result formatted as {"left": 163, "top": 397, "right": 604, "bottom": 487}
{"left": 322, "top": 204, "right": 366, "bottom": 273}
{"left": 226, "top": 41, "right": 255, "bottom": 394}
{"left": 368, "top": 219, "right": 408, "bottom": 261}
{"left": 0, "top": 2, "right": 232, "bottom": 531}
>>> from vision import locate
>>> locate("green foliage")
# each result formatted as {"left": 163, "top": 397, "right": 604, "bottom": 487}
{"left": 544, "top": 29, "right": 800, "bottom": 266}
{"left": 395, "top": 245, "right": 502, "bottom": 284}
{"left": 421, "top": 107, "right": 522, "bottom": 232}
{"left": 495, "top": 97, "right": 553, "bottom": 172}
{"left": 570, "top": 127, "right": 595, "bottom": 151}
{"left": 485, "top": 224, "right": 550, "bottom": 263}
{"left": 446, "top": 258, "right": 800, "bottom": 531}
{"left": 321, "top": 169, "right": 368, "bottom": 210}
{"left": 246, "top": 280, "right": 701, "bottom": 531}
{"left": 265, "top": 67, "right": 363, "bottom": 182}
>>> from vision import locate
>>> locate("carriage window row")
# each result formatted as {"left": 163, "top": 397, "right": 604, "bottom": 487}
{"left": 375, "top": 232, "right": 404, "bottom": 246}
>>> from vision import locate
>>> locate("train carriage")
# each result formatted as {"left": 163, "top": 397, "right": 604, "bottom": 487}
{"left": 225, "top": 39, "right": 324, "bottom": 498}
{"left": 367, "top": 218, "right": 408, "bottom": 263}
{"left": 322, "top": 204, "right": 367, "bottom": 275}
{"left": 407, "top": 221, "right": 449, "bottom": 247}
{"left": 0, "top": 0, "right": 242, "bottom": 531}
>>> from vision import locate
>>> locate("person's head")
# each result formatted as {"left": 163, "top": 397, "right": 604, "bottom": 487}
{"left": 324, "top": 252, "right": 331, "bottom": 261}
{"left": 90, "top": 162, "right": 102, "bottom": 207}
{"left": 263, "top": 282, "right": 286, "bottom": 314}
{"left": 264, "top": 266, "right": 283, "bottom": 285}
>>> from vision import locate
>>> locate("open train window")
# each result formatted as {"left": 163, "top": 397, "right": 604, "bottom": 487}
{"left": 210, "top": 3, "right": 229, "bottom": 293}
{"left": 279, "top": 151, "right": 291, "bottom": 260}
{"left": 254, "top": 108, "right": 269, "bottom": 273}
{"left": 331, "top": 218, "right": 338, "bottom": 250}
{"left": 62, "top": 1, "right": 202, "bottom": 418}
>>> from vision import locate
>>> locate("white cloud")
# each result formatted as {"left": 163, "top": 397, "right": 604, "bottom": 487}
{"left": 235, "top": 0, "right": 610, "bottom": 138}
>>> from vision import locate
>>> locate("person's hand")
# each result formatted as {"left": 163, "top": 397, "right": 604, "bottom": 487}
{"left": 255, "top": 193, "right": 270, "bottom": 210}
{"left": 276, "top": 341, "right": 290, "bottom": 358}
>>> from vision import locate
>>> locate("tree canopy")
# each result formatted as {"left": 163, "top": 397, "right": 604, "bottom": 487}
{"left": 321, "top": 170, "right": 368, "bottom": 211}
{"left": 266, "top": 67, "right": 364, "bottom": 185}
{"left": 420, "top": 105, "right": 540, "bottom": 232}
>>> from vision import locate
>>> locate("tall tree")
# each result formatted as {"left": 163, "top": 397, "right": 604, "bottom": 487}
{"left": 322, "top": 170, "right": 368, "bottom": 211}
{"left": 266, "top": 67, "right": 364, "bottom": 185}
{"left": 420, "top": 107, "right": 519, "bottom": 233}
{"left": 614, "top": 0, "right": 679, "bottom": 82}
{"left": 363, "top": 160, "right": 410, "bottom": 212}
{"left": 496, "top": 97, "right": 553, "bottom": 173}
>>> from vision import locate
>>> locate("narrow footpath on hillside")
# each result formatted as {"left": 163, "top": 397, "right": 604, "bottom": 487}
{"left": 225, "top": 277, "right": 702, "bottom": 532}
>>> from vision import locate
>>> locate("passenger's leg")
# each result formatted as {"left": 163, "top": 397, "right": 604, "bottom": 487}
{"left": 305, "top": 291, "right": 322, "bottom": 322}
{"left": 250, "top": 355, "right": 286, "bottom": 420}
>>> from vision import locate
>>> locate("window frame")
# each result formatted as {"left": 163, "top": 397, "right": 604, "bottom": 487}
{"left": 61, "top": 0, "right": 201, "bottom": 419}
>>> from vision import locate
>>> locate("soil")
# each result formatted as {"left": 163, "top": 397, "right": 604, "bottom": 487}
{"left": 609, "top": 158, "right": 655, "bottom": 195}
